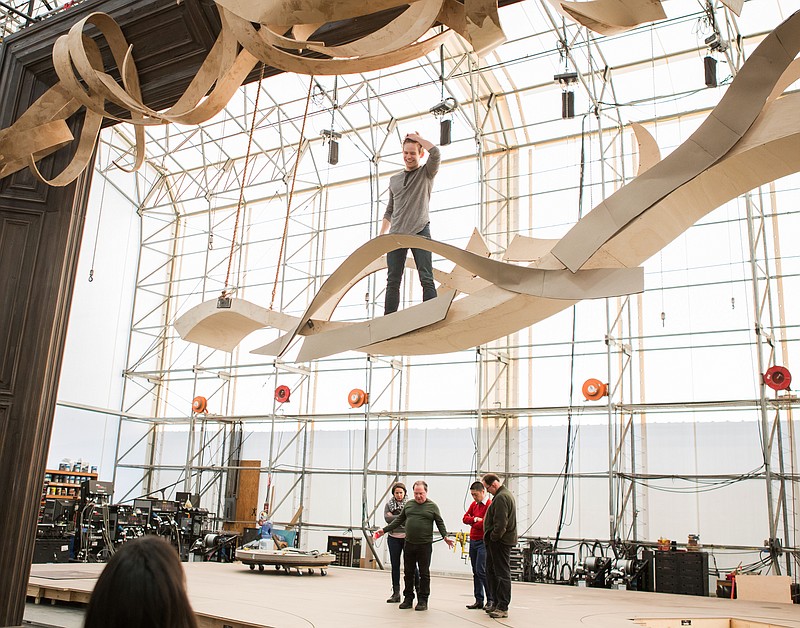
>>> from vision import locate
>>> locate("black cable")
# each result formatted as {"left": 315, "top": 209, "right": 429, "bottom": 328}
{"left": 618, "top": 466, "right": 764, "bottom": 494}
{"left": 553, "top": 113, "right": 590, "bottom": 551}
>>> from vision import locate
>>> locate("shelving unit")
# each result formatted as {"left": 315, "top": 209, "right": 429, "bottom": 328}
{"left": 39, "top": 469, "right": 98, "bottom": 523}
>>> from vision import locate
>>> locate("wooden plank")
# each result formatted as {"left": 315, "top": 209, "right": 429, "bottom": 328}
{"left": 25, "top": 562, "right": 800, "bottom": 628}
{"left": 735, "top": 575, "right": 792, "bottom": 604}
{"left": 235, "top": 460, "right": 262, "bottom": 530}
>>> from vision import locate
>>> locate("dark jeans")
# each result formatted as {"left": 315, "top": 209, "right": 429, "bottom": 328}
{"left": 469, "top": 538, "right": 491, "bottom": 604}
{"left": 387, "top": 535, "right": 404, "bottom": 590}
{"left": 485, "top": 539, "right": 512, "bottom": 611}
{"left": 403, "top": 541, "right": 433, "bottom": 602}
{"left": 384, "top": 223, "right": 437, "bottom": 315}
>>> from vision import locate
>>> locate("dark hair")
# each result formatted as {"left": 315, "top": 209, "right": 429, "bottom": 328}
{"left": 413, "top": 480, "right": 428, "bottom": 491}
{"left": 391, "top": 482, "right": 407, "bottom": 496}
{"left": 84, "top": 536, "right": 198, "bottom": 628}
{"left": 470, "top": 481, "right": 485, "bottom": 492}
{"left": 482, "top": 473, "right": 500, "bottom": 486}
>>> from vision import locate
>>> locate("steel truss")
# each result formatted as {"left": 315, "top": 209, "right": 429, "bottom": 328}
{"left": 745, "top": 184, "right": 797, "bottom": 575}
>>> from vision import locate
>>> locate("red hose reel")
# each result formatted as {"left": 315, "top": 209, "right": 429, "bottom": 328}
{"left": 764, "top": 366, "right": 791, "bottom": 391}
{"left": 582, "top": 378, "right": 608, "bottom": 402}
{"left": 192, "top": 396, "right": 208, "bottom": 414}
{"left": 348, "top": 388, "right": 369, "bottom": 408}
{"left": 275, "top": 385, "right": 291, "bottom": 403}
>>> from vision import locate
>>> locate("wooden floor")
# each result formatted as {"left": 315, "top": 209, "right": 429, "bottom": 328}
{"left": 28, "top": 562, "right": 800, "bottom": 628}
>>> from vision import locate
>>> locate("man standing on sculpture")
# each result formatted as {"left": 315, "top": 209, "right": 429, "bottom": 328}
{"left": 374, "top": 480, "right": 454, "bottom": 611}
{"left": 380, "top": 132, "right": 440, "bottom": 314}
{"left": 482, "top": 473, "right": 517, "bottom": 619}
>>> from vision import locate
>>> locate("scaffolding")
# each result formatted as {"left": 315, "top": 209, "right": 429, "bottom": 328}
{"left": 34, "top": 0, "right": 795, "bottom": 578}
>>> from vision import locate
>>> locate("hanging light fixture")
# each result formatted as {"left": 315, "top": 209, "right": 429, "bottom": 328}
{"left": 554, "top": 72, "right": 578, "bottom": 119}
{"left": 430, "top": 43, "right": 456, "bottom": 145}
{"left": 703, "top": 55, "right": 718, "bottom": 88}
{"left": 321, "top": 129, "right": 341, "bottom": 165}
{"left": 702, "top": 3, "right": 728, "bottom": 89}
{"left": 321, "top": 76, "right": 341, "bottom": 165}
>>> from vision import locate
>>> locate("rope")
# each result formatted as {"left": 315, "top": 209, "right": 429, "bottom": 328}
{"left": 270, "top": 76, "right": 314, "bottom": 310}
{"left": 222, "top": 63, "right": 265, "bottom": 297}
{"left": 88, "top": 140, "right": 110, "bottom": 282}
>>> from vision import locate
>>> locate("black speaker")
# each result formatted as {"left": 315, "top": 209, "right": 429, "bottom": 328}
{"left": 562, "top": 91, "right": 575, "bottom": 119}
{"left": 704, "top": 56, "right": 717, "bottom": 88}
{"left": 327, "top": 139, "right": 339, "bottom": 165}
{"left": 440, "top": 118, "right": 452, "bottom": 146}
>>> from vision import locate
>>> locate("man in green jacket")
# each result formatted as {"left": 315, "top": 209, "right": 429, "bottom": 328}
{"left": 482, "top": 473, "right": 517, "bottom": 619}
{"left": 374, "top": 480, "right": 454, "bottom": 611}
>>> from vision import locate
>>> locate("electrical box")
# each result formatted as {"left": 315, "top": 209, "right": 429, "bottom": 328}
{"left": 654, "top": 551, "right": 709, "bottom": 596}
{"left": 32, "top": 539, "right": 70, "bottom": 564}
{"left": 327, "top": 535, "right": 361, "bottom": 567}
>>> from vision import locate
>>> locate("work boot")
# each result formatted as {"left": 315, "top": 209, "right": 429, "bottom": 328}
{"left": 398, "top": 598, "right": 414, "bottom": 609}
{"left": 415, "top": 600, "right": 428, "bottom": 611}
{"left": 386, "top": 588, "right": 401, "bottom": 603}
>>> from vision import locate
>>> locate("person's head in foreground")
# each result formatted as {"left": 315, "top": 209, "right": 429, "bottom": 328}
{"left": 83, "top": 535, "right": 198, "bottom": 628}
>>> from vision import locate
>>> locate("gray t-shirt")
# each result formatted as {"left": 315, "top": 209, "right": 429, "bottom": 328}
{"left": 383, "top": 145, "right": 441, "bottom": 235}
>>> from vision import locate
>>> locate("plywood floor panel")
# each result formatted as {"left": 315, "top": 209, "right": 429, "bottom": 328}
{"left": 28, "top": 562, "right": 800, "bottom": 627}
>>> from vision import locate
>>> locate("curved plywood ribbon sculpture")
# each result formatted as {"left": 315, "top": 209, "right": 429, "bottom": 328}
{"left": 220, "top": 7, "right": 452, "bottom": 76}
{"left": 721, "top": 0, "right": 743, "bottom": 16}
{"left": 592, "top": 91, "right": 800, "bottom": 270}
{"left": 559, "top": 0, "right": 666, "bottom": 36}
{"left": 0, "top": 0, "right": 507, "bottom": 186}
{"left": 245, "top": 233, "right": 643, "bottom": 358}
{"left": 175, "top": 299, "right": 300, "bottom": 353}
{"left": 438, "top": 0, "right": 507, "bottom": 57}
{"left": 304, "top": 0, "right": 445, "bottom": 59}
{"left": 215, "top": 0, "right": 427, "bottom": 27}
{"left": 0, "top": 84, "right": 78, "bottom": 180}
{"left": 630, "top": 122, "right": 661, "bottom": 175}
{"left": 173, "top": 254, "right": 467, "bottom": 355}
{"left": 767, "top": 58, "right": 800, "bottom": 104}
{"left": 289, "top": 290, "right": 458, "bottom": 362}
{"left": 550, "top": 10, "right": 800, "bottom": 273}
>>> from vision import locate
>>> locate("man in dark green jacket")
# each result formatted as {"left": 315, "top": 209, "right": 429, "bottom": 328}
{"left": 482, "top": 473, "right": 517, "bottom": 619}
{"left": 374, "top": 480, "right": 454, "bottom": 611}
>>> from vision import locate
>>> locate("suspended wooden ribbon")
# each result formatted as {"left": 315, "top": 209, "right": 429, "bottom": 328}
{"left": 557, "top": 0, "right": 667, "bottom": 36}
{"left": 0, "top": 0, "right": 508, "bottom": 187}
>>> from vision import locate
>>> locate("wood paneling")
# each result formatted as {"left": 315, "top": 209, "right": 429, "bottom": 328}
{"left": 0, "top": 214, "right": 41, "bottom": 393}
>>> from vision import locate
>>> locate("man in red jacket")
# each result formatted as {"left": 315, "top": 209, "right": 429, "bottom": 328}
{"left": 462, "top": 481, "right": 493, "bottom": 609}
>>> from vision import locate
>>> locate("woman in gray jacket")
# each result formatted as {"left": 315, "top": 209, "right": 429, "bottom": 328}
{"left": 383, "top": 482, "right": 408, "bottom": 602}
